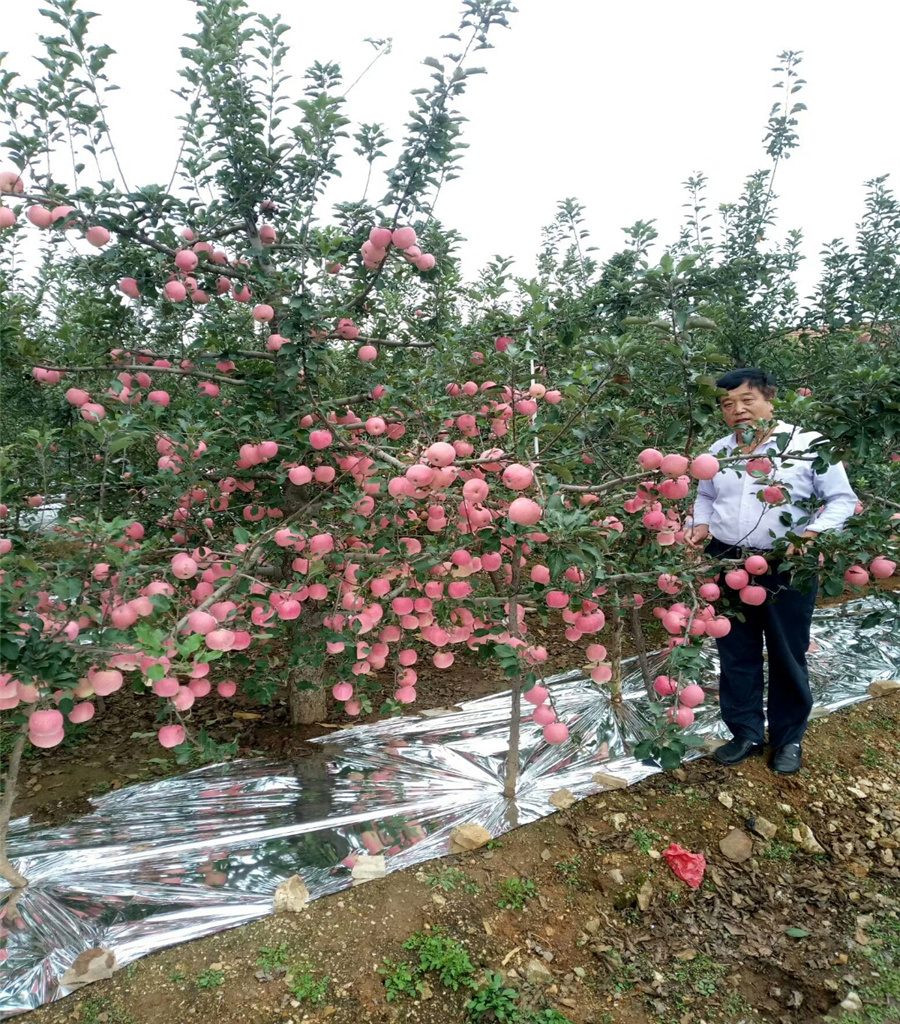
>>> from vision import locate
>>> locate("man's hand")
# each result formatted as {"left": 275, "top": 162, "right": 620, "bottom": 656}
{"left": 786, "top": 530, "right": 819, "bottom": 557}
{"left": 684, "top": 524, "right": 710, "bottom": 548}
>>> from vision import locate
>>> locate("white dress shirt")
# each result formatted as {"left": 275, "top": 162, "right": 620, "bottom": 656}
{"left": 692, "top": 421, "right": 858, "bottom": 550}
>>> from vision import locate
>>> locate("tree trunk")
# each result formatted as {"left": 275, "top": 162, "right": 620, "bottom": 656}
{"left": 503, "top": 680, "right": 522, "bottom": 800}
{"left": 628, "top": 589, "right": 654, "bottom": 699}
{"left": 609, "top": 597, "right": 624, "bottom": 704}
{"left": 503, "top": 680, "right": 522, "bottom": 829}
{"left": 0, "top": 728, "right": 29, "bottom": 888}
{"left": 288, "top": 665, "right": 327, "bottom": 726}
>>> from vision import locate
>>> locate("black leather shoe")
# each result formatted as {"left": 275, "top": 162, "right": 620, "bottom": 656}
{"left": 713, "top": 738, "right": 765, "bottom": 766}
{"left": 770, "top": 743, "right": 802, "bottom": 775}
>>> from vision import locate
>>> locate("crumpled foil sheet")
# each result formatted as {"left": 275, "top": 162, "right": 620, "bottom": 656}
{"left": 2, "top": 598, "right": 897, "bottom": 1016}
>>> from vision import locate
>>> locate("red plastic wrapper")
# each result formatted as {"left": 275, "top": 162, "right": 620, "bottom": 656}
{"left": 663, "top": 842, "right": 706, "bottom": 888}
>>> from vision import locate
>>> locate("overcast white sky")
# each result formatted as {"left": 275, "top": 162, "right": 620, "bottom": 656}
{"left": 4, "top": 0, "right": 899, "bottom": 297}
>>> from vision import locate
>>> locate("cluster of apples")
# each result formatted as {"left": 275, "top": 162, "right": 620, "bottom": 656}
{"left": 360, "top": 225, "right": 436, "bottom": 272}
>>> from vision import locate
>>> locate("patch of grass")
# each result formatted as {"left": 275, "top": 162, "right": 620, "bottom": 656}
{"left": 256, "top": 942, "right": 289, "bottom": 973}
{"left": 285, "top": 962, "right": 329, "bottom": 1004}
{"left": 553, "top": 854, "right": 583, "bottom": 885}
{"left": 667, "top": 890, "right": 681, "bottom": 904}
{"left": 426, "top": 866, "right": 481, "bottom": 894}
{"left": 630, "top": 827, "right": 662, "bottom": 853}
{"left": 169, "top": 969, "right": 187, "bottom": 984}
{"left": 196, "top": 968, "right": 225, "bottom": 989}
{"left": 77, "top": 997, "right": 133, "bottom": 1024}
{"left": 496, "top": 877, "right": 538, "bottom": 910}
{"left": 485, "top": 838, "right": 504, "bottom": 850}
{"left": 860, "top": 747, "right": 887, "bottom": 768}
{"left": 762, "top": 841, "right": 797, "bottom": 861}
{"left": 668, "top": 953, "right": 727, "bottom": 997}
{"left": 554, "top": 855, "right": 585, "bottom": 905}
{"left": 466, "top": 970, "right": 519, "bottom": 1022}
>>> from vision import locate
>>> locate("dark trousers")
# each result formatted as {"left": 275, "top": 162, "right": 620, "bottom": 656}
{"left": 706, "top": 539, "right": 818, "bottom": 748}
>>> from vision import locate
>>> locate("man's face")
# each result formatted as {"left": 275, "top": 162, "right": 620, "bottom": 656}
{"left": 719, "top": 382, "right": 775, "bottom": 432}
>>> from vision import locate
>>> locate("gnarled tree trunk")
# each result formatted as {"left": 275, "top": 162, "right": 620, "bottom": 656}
{"left": 288, "top": 664, "right": 327, "bottom": 726}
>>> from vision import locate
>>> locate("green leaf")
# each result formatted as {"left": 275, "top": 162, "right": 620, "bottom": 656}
{"left": 785, "top": 927, "right": 809, "bottom": 938}
{"left": 108, "top": 433, "right": 138, "bottom": 454}
{"left": 659, "top": 746, "right": 683, "bottom": 771}
{"left": 0, "top": 638, "right": 20, "bottom": 661}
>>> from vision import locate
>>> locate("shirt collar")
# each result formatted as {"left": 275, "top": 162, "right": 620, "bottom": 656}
{"left": 719, "top": 421, "right": 796, "bottom": 452}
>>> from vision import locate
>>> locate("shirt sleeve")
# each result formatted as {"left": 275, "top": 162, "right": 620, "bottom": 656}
{"left": 807, "top": 458, "right": 859, "bottom": 533}
{"left": 692, "top": 477, "right": 716, "bottom": 526}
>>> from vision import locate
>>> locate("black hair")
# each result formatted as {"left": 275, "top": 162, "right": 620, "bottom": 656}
{"left": 715, "top": 368, "right": 777, "bottom": 400}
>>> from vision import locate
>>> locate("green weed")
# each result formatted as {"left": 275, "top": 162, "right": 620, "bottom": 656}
{"left": 762, "top": 841, "right": 797, "bottom": 861}
{"left": 380, "top": 958, "right": 423, "bottom": 1001}
{"left": 77, "top": 998, "right": 133, "bottom": 1024}
{"left": 466, "top": 970, "right": 519, "bottom": 1022}
{"left": 380, "top": 928, "right": 477, "bottom": 1000}
{"left": 256, "top": 942, "right": 289, "bottom": 973}
{"left": 426, "top": 866, "right": 481, "bottom": 894}
{"left": 496, "top": 877, "right": 538, "bottom": 910}
{"left": 285, "top": 962, "right": 329, "bottom": 1003}
{"left": 631, "top": 827, "right": 662, "bottom": 853}
{"left": 404, "top": 930, "right": 477, "bottom": 992}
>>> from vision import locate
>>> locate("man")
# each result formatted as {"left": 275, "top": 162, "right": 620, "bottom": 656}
{"left": 684, "top": 369, "right": 858, "bottom": 774}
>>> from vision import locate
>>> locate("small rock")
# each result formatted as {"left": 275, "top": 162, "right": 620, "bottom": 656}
{"left": 549, "top": 789, "right": 576, "bottom": 810}
{"left": 419, "top": 981, "right": 434, "bottom": 1000}
{"left": 540, "top": 848, "right": 553, "bottom": 862}
{"left": 351, "top": 855, "right": 386, "bottom": 884}
{"left": 840, "top": 991, "right": 863, "bottom": 1013}
{"left": 592, "top": 772, "right": 628, "bottom": 790}
{"left": 610, "top": 813, "right": 628, "bottom": 832}
{"left": 719, "top": 828, "right": 753, "bottom": 863}
{"left": 449, "top": 824, "right": 493, "bottom": 853}
{"left": 823, "top": 979, "right": 839, "bottom": 992}
{"left": 60, "top": 948, "right": 118, "bottom": 990}
{"left": 608, "top": 869, "right": 625, "bottom": 885}
{"left": 751, "top": 816, "right": 778, "bottom": 841}
{"left": 637, "top": 880, "right": 653, "bottom": 912}
{"left": 777, "top": 802, "right": 792, "bottom": 814}
{"left": 868, "top": 679, "right": 900, "bottom": 698}
{"left": 209, "top": 962, "right": 224, "bottom": 972}
{"left": 717, "top": 792, "right": 734, "bottom": 809}
{"left": 524, "top": 959, "right": 553, "bottom": 986}
{"left": 274, "top": 875, "right": 310, "bottom": 913}
{"left": 584, "top": 918, "right": 601, "bottom": 935}
{"left": 791, "top": 823, "right": 826, "bottom": 855}
{"left": 431, "top": 894, "right": 446, "bottom": 906}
